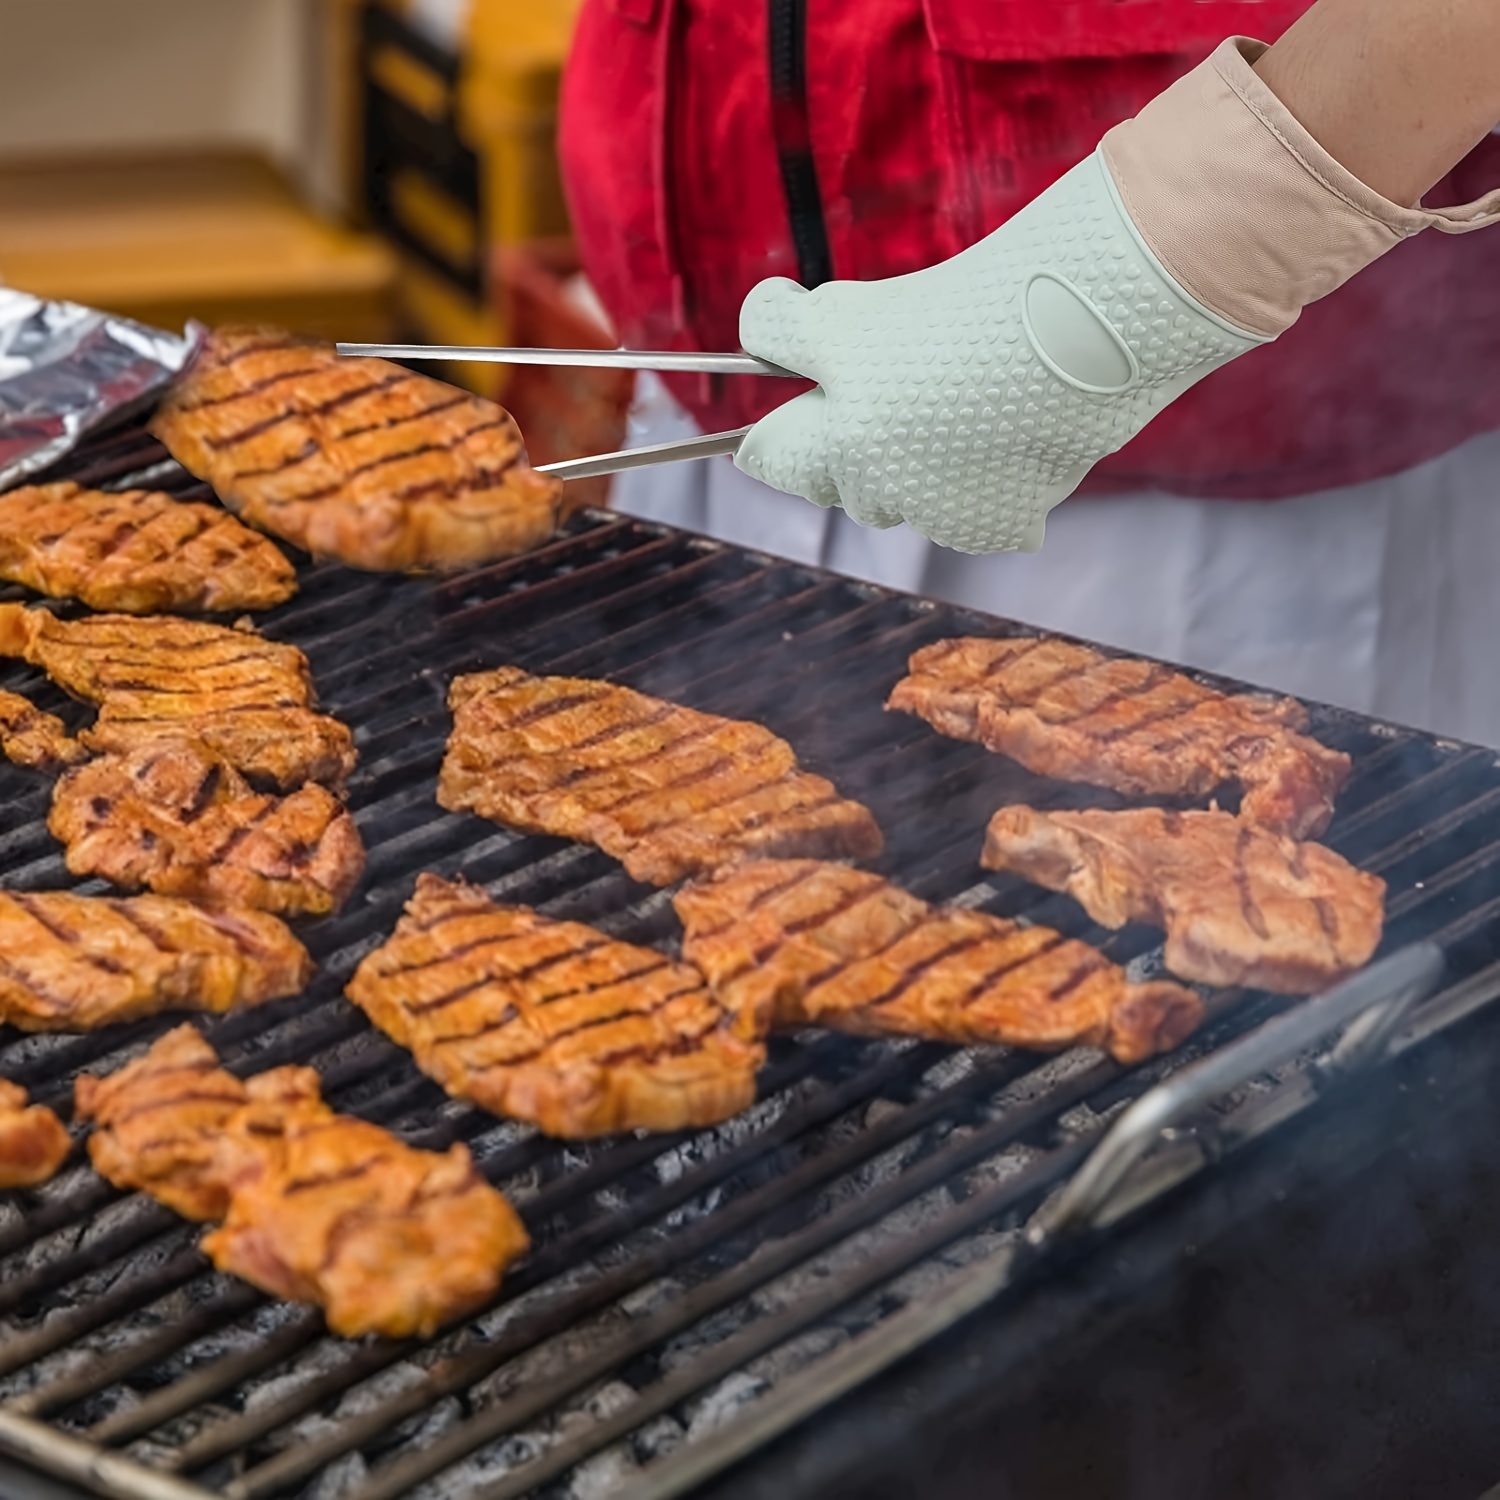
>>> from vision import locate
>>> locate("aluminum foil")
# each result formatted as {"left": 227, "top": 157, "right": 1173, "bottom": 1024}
{"left": 0, "top": 289, "right": 194, "bottom": 491}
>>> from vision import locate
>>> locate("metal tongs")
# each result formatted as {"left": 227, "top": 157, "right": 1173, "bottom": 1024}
{"left": 336, "top": 342, "right": 800, "bottom": 481}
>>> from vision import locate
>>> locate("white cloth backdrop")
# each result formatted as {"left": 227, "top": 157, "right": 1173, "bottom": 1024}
{"left": 611, "top": 372, "right": 1500, "bottom": 748}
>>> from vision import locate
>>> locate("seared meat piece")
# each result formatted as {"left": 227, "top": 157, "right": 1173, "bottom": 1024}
{"left": 438, "top": 667, "right": 883, "bottom": 886}
{"left": 0, "top": 480, "right": 295, "bottom": 613}
{"left": 0, "top": 890, "right": 310, "bottom": 1031}
{"left": 888, "top": 637, "right": 1351, "bottom": 839}
{"left": 0, "top": 603, "right": 355, "bottom": 790}
{"left": 149, "top": 325, "right": 564, "bottom": 573}
{"left": 79, "top": 1026, "right": 530, "bottom": 1336}
{"left": 51, "top": 738, "right": 366, "bottom": 916}
{"left": 981, "top": 805, "right": 1386, "bottom": 993}
{"left": 0, "top": 1079, "right": 70, "bottom": 1190}
{"left": 75, "top": 1024, "right": 247, "bottom": 1219}
{"left": 202, "top": 1064, "right": 530, "bottom": 1338}
{"left": 676, "top": 860, "right": 1202, "bottom": 1065}
{"left": 347, "top": 874, "right": 767, "bottom": 1138}
{"left": 0, "top": 688, "right": 84, "bottom": 772}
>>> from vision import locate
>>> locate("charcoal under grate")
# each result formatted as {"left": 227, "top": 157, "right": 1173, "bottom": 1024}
{"left": 2, "top": 417, "right": 1500, "bottom": 1500}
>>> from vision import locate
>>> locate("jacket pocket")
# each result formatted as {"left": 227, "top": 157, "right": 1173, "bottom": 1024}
{"left": 922, "top": 0, "right": 1310, "bottom": 62}
{"left": 918, "top": 0, "right": 1302, "bottom": 239}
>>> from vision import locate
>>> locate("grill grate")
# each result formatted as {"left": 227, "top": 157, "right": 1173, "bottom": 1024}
{"left": 3, "top": 418, "right": 1500, "bottom": 1500}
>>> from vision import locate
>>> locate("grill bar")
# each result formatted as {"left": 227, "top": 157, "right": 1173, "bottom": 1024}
{"left": 2, "top": 422, "right": 1499, "bottom": 1500}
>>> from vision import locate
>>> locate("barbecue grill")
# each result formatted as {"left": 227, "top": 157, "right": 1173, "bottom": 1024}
{"left": 3, "top": 414, "right": 1500, "bottom": 1500}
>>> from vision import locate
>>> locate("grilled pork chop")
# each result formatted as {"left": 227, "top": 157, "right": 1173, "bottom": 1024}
{"left": 76, "top": 1024, "right": 247, "bottom": 1218}
{"left": 0, "top": 480, "right": 295, "bottom": 613}
{"left": 675, "top": 860, "right": 1202, "bottom": 1065}
{"left": 888, "top": 637, "right": 1351, "bottom": 839}
{"left": 51, "top": 738, "right": 366, "bottom": 916}
{"left": 0, "top": 890, "right": 310, "bottom": 1031}
{"left": 202, "top": 1063, "right": 530, "bottom": 1338}
{"left": 439, "top": 667, "right": 884, "bottom": 886}
{"left": 0, "top": 603, "right": 355, "bottom": 790}
{"left": 0, "top": 1080, "right": 70, "bottom": 1190}
{"left": 0, "top": 688, "right": 84, "bottom": 772}
{"left": 80, "top": 1026, "right": 529, "bottom": 1336}
{"left": 347, "top": 874, "right": 768, "bottom": 1138}
{"left": 981, "top": 805, "right": 1386, "bottom": 993}
{"left": 149, "top": 324, "right": 564, "bottom": 573}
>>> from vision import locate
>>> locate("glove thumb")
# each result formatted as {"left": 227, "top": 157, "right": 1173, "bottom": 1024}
{"left": 735, "top": 387, "right": 842, "bottom": 510}
{"left": 739, "top": 277, "right": 832, "bottom": 382}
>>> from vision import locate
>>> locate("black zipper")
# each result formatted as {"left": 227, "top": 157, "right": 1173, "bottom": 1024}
{"left": 768, "top": 0, "right": 835, "bottom": 289}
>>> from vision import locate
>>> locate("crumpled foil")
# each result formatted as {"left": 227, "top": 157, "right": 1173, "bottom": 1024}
{"left": 0, "top": 288, "right": 194, "bottom": 491}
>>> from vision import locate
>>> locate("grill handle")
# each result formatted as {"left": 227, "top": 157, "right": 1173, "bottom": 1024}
{"left": 1026, "top": 941, "right": 1446, "bottom": 1247}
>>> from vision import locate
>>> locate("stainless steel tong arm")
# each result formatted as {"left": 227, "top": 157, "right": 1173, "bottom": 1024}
{"left": 335, "top": 343, "right": 798, "bottom": 378}
{"left": 534, "top": 426, "right": 754, "bottom": 481}
{"left": 1027, "top": 941, "right": 1446, "bottom": 1247}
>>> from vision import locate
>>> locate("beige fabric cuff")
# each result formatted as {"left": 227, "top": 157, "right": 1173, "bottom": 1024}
{"left": 1100, "top": 37, "right": 1500, "bottom": 338}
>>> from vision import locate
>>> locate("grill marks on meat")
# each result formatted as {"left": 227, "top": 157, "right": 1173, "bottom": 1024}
{"left": 148, "top": 325, "right": 565, "bottom": 573}
{"left": 438, "top": 668, "right": 884, "bottom": 886}
{"left": 0, "top": 480, "right": 295, "bottom": 613}
{"left": 888, "top": 637, "right": 1351, "bottom": 839}
{"left": 347, "top": 874, "right": 768, "bottom": 1138}
{"left": 75, "top": 1024, "right": 247, "bottom": 1219}
{"left": 0, "top": 688, "right": 84, "bottom": 772}
{"left": 982, "top": 805, "right": 1386, "bottom": 994}
{"left": 50, "top": 738, "right": 366, "bottom": 916}
{"left": 78, "top": 1026, "right": 531, "bottom": 1338}
{"left": 0, "top": 603, "right": 356, "bottom": 790}
{"left": 675, "top": 860, "right": 1202, "bottom": 1065}
{"left": 0, "top": 890, "right": 310, "bottom": 1031}
{"left": 0, "top": 1079, "right": 70, "bottom": 1190}
{"left": 204, "top": 1065, "right": 529, "bottom": 1339}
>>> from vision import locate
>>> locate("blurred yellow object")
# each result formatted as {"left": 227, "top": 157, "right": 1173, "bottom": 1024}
{"left": 0, "top": 153, "right": 398, "bottom": 343}
{"left": 460, "top": 0, "right": 579, "bottom": 248}
{"left": 351, "top": 0, "right": 581, "bottom": 396}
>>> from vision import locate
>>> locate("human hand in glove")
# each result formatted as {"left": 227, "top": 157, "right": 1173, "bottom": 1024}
{"left": 734, "top": 35, "right": 1500, "bottom": 554}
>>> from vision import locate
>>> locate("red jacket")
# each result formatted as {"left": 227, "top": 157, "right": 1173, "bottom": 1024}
{"left": 559, "top": 0, "right": 1500, "bottom": 500}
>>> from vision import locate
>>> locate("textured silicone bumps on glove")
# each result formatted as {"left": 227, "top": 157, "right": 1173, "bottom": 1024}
{"left": 735, "top": 37, "right": 1500, "bottom": 554}
{"left": 736, "top": 153, "right": 1260, "bottom": 553}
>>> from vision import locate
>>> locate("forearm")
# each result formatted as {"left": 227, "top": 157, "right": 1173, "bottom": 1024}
{"left": 1255, "top": 0, "right": 1500, "bottom": 206}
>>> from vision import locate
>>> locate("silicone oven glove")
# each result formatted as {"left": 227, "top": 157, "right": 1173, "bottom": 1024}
{"left": 735, "top": 38, "right": 1500, "bottom": 554}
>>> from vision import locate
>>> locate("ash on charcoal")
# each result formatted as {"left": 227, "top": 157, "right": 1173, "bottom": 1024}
{"left": 470, "top": 1304, "right": 639, "bottom": 1410}
{"left": 955, "top": 1138, "right": 1043, "bottom": 1195}
{"left": 685, "top": 1371, "right": 768, "bottom": 1437}
{"left": 242, "top": 1339, "right": 372, "bottom": 1417}
{"left": 583, "top": 1380, "right": 639, "bottom": 1421}
{"left": 619, "top": 1276, "right": 687, "bottom": 1320}
{"left": 862, "top": 1097, "right": 907, "bottom": 1131}
{"left": 0, "top": 1346, "right": 97, "bottom": 1403}
{"left": 472, "top": 1261, "right": 604, "bottom": 1341}
{"left": 67, "top": 1384, "right": 142, "bottom": 1431}
{"left": 408, "top": 1429, "right": 552, "bottom": 1500}
{"left": 1057, "top": 1094, "right": 1132, "bottom": 1139}
{"left": 569, "top": 1444, "right": 640, "bottom": 1499}
{"left": 397, "top": 1395, "right": 464, "bottom": 1451}
{"left": 754, "top": 1188, "right": 956, "bottom": 1320}
{"left": 631, "top": 1413, "right": 685, "bottom": 1463}
{"left": 938, "top": 1226, "right": 1018, "bottom": 1271}
{"left": 813, "top": 1133, "right": 936, "bottom": 1214}
{"left": 657, "top": 1300, "right": 757, "bottom": 1375}
{"left": 981, "top": 1046, "right": 1104, "bottom": 1118}
{"left": 741, "top": 1324, "right": 849, "bottom": 1386}
{"left": 306, "top": 1448, "right": 368, "bottom": 1500}
{"left": 918, "top": 1047, "right": 984, "bottom": 1093}
{"left": 881, "top": 1252, "right": 968, "bottom": 1307}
